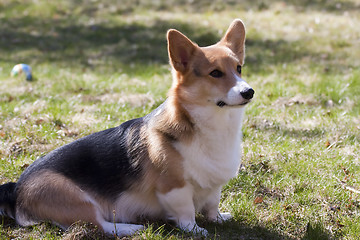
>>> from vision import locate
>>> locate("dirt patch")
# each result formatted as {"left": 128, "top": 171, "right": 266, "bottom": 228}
{"left": 273, "top": 94, "right": 320, "bottom": 107}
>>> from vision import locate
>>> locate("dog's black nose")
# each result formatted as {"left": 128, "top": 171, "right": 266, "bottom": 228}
{"left": 240, "top": 88, "right": 255, "bottom": 100}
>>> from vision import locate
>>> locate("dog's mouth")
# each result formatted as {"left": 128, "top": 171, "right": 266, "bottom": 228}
{"left": 216, "top": 101, "right": 227, "bottom": 107}
{"left": 216, "top": 100, "right": 250, "bottom": 108}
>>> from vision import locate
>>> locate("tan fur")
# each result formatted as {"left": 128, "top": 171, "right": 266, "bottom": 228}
{"left": 146, "top": 97, "right": 194, "bottom": 193}
{"left": 16, "top": 171, "right": 99, "bottom": 228}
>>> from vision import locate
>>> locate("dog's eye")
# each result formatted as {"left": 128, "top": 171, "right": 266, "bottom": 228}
{"left": 209, "top": 70, "right": 223, "bottom": 78}
{"left": 237, "top": 65, "right": 242, "bottom": 74}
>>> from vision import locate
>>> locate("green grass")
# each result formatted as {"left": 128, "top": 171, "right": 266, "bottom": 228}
{"left": 1, "top": 0, "right": 360, "bottom": 239}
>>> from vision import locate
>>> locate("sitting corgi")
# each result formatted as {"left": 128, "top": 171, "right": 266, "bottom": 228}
{"left": 0, "top": 19, "right": 254, "bottom": 236}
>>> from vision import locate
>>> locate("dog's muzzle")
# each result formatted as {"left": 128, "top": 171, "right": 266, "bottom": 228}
{"left": 216, "top": 88, "right": 255, "bottom": 108}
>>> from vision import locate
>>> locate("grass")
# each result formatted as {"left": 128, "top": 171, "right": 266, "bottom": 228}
{"left": 1, "top": 0, "right": 360, "bottom": 239}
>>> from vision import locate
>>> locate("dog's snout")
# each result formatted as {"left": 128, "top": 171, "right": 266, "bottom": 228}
{"left": 240, "top": 88, "right": 254, "bottom": 100}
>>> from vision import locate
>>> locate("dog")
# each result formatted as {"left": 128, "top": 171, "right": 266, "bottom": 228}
{"left": 0, "top": 19, "right": 254, "bottom": 236}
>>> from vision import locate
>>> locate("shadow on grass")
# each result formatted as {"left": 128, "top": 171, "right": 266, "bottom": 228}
{"left": 1, "top": 216, "right": 17, "bottom": 228}
{"left": 203, "top": 220, "right": 291, "bottom": 240}
{"left": 248, "top": 118, "right": 360, "bottom": 143}
{"left": 0, "top": 6, "right": 333, "bottom": 75}
{"left": 0, "top": 16, "right": 219, "bottom": 72}
{"left": 0, "top": 0, "right": 357, "bottom": 75}
{"left": 149, "top": 220, "right": 333, "bottom": 240}
{"left": 302, "top": 222, "right": 332, "bottom": 240}
{"left": 156, "top": 219, "right": 330, "bottom": 240}
{"left": 1, "top": 215, "right": 332, "bottom": 240}
{"left": 139, "top": 218, "right": 295, "bottom": 240}
{"left": 247, "top": 120, "right": 326, "bottom": 141}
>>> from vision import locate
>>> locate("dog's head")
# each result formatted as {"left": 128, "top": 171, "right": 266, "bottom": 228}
{"left": 167, "top": 19, "right": 254, "bottom": 108}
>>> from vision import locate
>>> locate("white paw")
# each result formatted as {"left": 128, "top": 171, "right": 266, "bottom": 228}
{"left": 124, "top": 224, "right": 144, "bottom": 234}
{"left": 215, "top": 212, "right": 232, "bottom": 223}
{"left": 105, "top": 223, "right": 144, "bottom": 237}
{"left": 191, "top": 224, "right": 208, "bottom": 236}
{"left": 180, "top": 223, "right": 208, "bottom": 236}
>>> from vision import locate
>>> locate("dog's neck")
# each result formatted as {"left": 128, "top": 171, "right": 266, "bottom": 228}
{"left": 181, "top": 103, "right": 245, "bottom": 136}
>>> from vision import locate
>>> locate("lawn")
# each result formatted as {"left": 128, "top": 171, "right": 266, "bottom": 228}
{"left": 1, "top": 0, "right": 360, "bottom": 239}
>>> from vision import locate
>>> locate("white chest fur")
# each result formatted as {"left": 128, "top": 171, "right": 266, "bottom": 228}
{"left": 174, "top": 105, "right": 244, "bottom": 189}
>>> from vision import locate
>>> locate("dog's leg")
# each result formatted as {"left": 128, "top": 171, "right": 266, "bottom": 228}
{"left": 16, "top": 171, "right": 103, "bottom": 228}
{"left": 202, "top": 187, "right": 232, "bottom": 223}
{"left": 157, "top": 184, "right": 208, "bottom": 235}
{"left": 16, "top": 171, "right": 144, "bottom": 237}
{"left": 99, "top": 221, "right": 144, "bottom": 237}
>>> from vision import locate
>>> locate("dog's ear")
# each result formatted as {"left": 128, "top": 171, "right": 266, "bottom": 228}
{"left": 220, "top": 19, "right": 246, "bottom": 64}
{"left": 167, "top": 29, "right": 198, "bottom": 73}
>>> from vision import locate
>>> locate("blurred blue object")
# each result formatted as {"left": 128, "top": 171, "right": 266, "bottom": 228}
{"left": 11, "top": 64, "right": 33, "bottom": 81}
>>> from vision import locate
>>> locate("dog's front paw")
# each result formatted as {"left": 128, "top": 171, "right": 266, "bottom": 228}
{"left": 217, "top": 212, "right": 232, "bottom": 222}
{"left": 191, "top": 224, "right": 208, "bottom": 236}
{"left": 209, "top": 212, "right": 233, "bottom": 223}
{"left": 179, "top": 223, "right": 208, "bottom": 236}
{"left": 124, "top": 224, "right": 145, "bottom": 235}
{"left": 115, "top": 224, "right": 144, "bottom": 237}
{"left": 102, "top": 222, "right": 144, "bottom": 237}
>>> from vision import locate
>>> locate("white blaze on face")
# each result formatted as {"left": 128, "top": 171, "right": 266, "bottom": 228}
{"left": 225, "top": 74, "right": 252, "bottom": 106}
